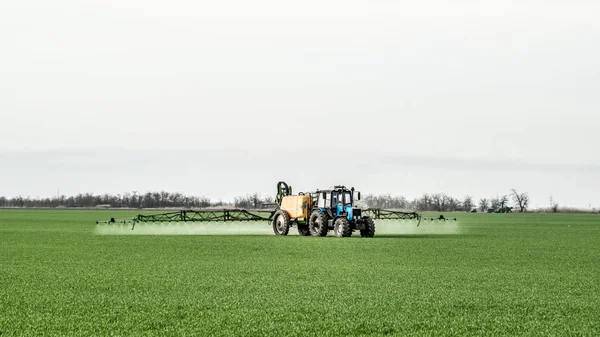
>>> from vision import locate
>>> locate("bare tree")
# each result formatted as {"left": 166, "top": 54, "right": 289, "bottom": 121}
{"left": 447, "top": 197, "right": 461, "bottom": 212}
{"left": 198, "top": 197, "right": 212, "bottom": 208}
{"left": 363, "top": 194, "right": 409, "bottom": 209}
{"left": 549, "top": 196, "right": 559, "bottom": 213}
{"left": 500, "top": 195, "right": 509, "bottom": 208}
{"left": 479, "top": 198, "right": 488, "bottom": 212}
{"left": 418, "top": 194, "right": 432, "bottom": 211}
{"left": 431, "top": 193, "right": 449, "bottom": 211}
{"left": 510, "top": 189, "right": 529, "bottom": 213}
{"left": 463, "top": 196, "right": 474, "bottom": 212}
{"left": 490, "top": 198, "right": 501, "bottom": 211}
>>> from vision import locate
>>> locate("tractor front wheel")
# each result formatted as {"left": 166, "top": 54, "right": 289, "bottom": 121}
{"left": 360, "top": 217, "right": 375, "bottom": 237}
{"left": 309, "top": 210, "right": 328, "bottom": 237}
{"left": 272, "top": 210, "right": 290, "bottom": 236}
{"left": 333, "top": 217, "right": 352, "bottom": 237}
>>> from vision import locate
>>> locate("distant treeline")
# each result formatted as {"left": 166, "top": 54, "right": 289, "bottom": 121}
{"left": 0, "top": 191, "right": 534, "bottom": 212}
{"left": 362, "top": 194, "right": 474, "bottom": 212}
{"left": 361, "top": 194, "right": 519, "bottom": 212}
{"left": 0, "top": 192, "right": 273, "bottom": 210}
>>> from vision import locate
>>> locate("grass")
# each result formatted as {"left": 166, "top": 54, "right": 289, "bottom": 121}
{"left": 0, "top": 210, "right": 599, "bottom": 336}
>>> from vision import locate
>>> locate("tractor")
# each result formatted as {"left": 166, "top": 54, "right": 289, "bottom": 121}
{"left": 271, "top": 181, "right": 375, "bottom": 237}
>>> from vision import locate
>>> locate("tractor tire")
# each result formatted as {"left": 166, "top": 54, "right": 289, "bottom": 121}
{"left": 360, "top": 217, "right": 375, "bottom": 238}
{"left": 297, "top": 224, "right": 310, "bottom": 236}
{"left": 272, "top": 210, "right": 290, "bottom": 236}
{"left": 333, "top": 217, "right": 352, "bottom": 237}
{"left": 309, "top": 210, "right": 328, "bottom": 237}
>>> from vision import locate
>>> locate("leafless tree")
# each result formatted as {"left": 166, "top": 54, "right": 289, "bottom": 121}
{"left": 500, "top": 195, "right": 510, "bottom": 208}
{"left": 363, "top": 194, "right": 409, "bottom": 209}
{"left": 510, "top": 189, "right": 529, "bottom": 212}
{"left": 479, "top": 198, "right": 488, "bottom": 212}
{"left": 462, "top": 196, "right": 474, "bottom": 212}
{"left": 490, "top": 197, "right": 501, "bottom": 211}
{"left": 431, "top": 193, "right": 448, "bottom": 211}
{"left": 447, "top": 197, "right": 461, "bottom": 212}
{"left": 549, "top": 196, "right": 559, "bottom": 213}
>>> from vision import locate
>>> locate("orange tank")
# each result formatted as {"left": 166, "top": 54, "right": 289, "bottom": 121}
{"left": 280, "top": 195, "right": 311, "bottom": 220}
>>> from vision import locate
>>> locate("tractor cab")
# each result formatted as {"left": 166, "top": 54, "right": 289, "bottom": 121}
{"left": 314, "top": 186, "right": 362, "bottom": 221}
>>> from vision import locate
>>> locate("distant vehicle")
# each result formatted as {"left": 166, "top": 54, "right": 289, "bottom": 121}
{"left": 487, "top": 207, "right": 513, "bottom": 213}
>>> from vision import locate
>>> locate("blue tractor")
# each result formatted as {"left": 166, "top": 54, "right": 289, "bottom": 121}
{"left": 308, "top": 185, "right": 375, "bottom": 237}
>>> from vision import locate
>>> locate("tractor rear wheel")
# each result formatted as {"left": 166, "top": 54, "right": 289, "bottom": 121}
{"left": 360, "top": 217, "right": 375, "bottom": 238}
{"left": 297, "top": 224, "right": 310, "bottom": 236}
{"left": 333, "top": 217, "right": 352, "bottom": 237}
{"left": 309, "top": 210, "right": 328, "bottom": 237}
{"left": 272, "top": 210, "right": 290, "bottom": 236}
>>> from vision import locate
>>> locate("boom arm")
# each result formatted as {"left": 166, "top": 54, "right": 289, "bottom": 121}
{"left": 362, "top": 208, "right": 422, "bottom": 225}
{"left": 96, "top": 209, "right": 276, "bottom": 230}
{"left": 96, "top": 208, "right": 454, "bottom": 230}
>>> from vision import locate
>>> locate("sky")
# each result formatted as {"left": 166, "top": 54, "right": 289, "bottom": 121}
{"left": 1, "top": 1, "right": 599, "bottom": 208}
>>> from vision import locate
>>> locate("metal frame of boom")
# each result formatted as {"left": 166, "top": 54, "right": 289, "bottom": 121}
{"left": 96, "top": 208, "right": 461, "bottom": 230}
{"left": 362, "top": 208, "right": 423, "bottom": 225}
{"left": 96, "top": 209, "right": 276, "bottom": 230}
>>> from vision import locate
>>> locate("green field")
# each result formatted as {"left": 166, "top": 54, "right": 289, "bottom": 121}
{"left": 1, "top": 210, "right": 599, "bottom": 336}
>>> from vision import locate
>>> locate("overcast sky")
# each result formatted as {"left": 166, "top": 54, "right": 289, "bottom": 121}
{"left": 1, "top": 1, "right": 598, "bottom": 208}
